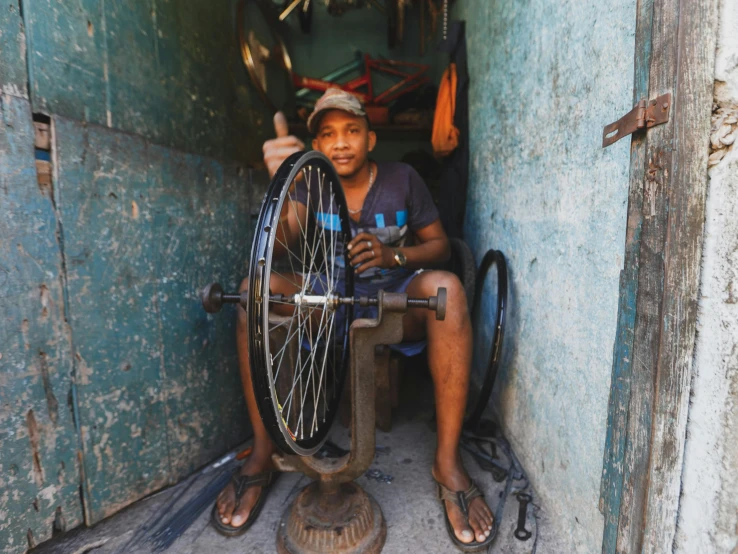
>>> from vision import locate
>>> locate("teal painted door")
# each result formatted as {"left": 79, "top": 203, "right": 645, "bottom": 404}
{"left": 53, "top": 118, "right": 253, "bottom": 523}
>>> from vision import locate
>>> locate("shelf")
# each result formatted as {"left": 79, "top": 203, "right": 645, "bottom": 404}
{"left": 288, "top": 122, "right": 431, "bottom": 140}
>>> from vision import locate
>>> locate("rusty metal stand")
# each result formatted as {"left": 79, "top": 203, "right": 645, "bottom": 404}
{"left": 201, "top": 283, "right": 445, "bottom": 553}
{"left": 272, "top": 291, "right": 425, "bottom": 554}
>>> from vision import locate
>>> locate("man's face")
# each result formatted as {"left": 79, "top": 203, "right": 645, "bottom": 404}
{"left": 312, "top": 110, "right": 377, "bottom": 179}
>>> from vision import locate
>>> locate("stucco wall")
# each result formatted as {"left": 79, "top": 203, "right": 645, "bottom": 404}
{"left": 452, "top": 1, "right": 636, "bottom": 550}
{"left": 675, "top": 0, "right": 738, "bottom": 552}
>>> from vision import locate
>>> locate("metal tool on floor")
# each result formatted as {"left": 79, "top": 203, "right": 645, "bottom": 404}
{"left": 514, "top": 493, "right": 532, "bottom": 541}
{"left": 201, "top": 150, "right": 448, "bottom": 554}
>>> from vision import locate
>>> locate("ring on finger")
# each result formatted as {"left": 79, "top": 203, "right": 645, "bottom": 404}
{"left": 366, "top": 240, "right": 372, "bottom": 248}
{"left": 371, "top": 249, "right": 375, "bottom": 257}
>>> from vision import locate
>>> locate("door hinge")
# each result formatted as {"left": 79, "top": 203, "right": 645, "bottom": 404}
{"left": 602, "top": 93, "right": 671, "bottom": 147}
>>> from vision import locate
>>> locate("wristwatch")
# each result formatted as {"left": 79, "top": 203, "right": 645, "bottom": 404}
{"left": 392, "top": 248, "right": 407, "bottom": 267}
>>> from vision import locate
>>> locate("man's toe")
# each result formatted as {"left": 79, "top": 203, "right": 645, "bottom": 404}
{"left": 231, "top": 502, "right": 252, "bottom": 527}
{"left": 217, "top": 493, "right": 235, "bottom": 522}
{"left": 458, "top": 527, "right": 475, "bottom": 544}
{"left": 468, "top": 514, "right": 486, "bottom": 542}
{"left": 446, "top": 501, "right": 475, "bottom": 543}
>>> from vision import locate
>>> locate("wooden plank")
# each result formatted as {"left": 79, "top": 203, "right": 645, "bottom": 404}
{"left": 600, "top": 4, "right": 653, "bottom": 550}
{"left": 0, "top": 2, "right": 28, "bottom": 97}
{"left": 22, "top": 0, "right": 267, "bottom": 163}
{"left": 53, "top": 117, "right": 252, "bottom": 523}
{"left": 23, "top": 0, "right": 109, "bottom": 123}
{"left": 0, "top": 95, "right": 83, "bottom": 553}
{"left": 148, "top": 146, "right": 251, "bottom": 479}
{"left": 615, "top": 1, "right": 680, "bottom": 550}
{"left": 640, "top": 0, "right": 718, "bottom": 550}
{"left": 601, "top": 0, "right": 719, "bottom": 551}
{"left": 53, "top": 119, "right": 172, "bottom": 523}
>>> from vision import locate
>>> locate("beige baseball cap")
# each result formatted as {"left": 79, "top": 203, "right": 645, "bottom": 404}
{"left": 307, "top": 88, "right": 368, "bottom": 134}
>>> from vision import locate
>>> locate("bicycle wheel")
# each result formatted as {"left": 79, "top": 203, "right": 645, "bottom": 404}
{"left": 248, "top": 151, "right": 355, "bottom": 456}
{"left": 465, "top": 250, "right": 508, "bottom": 430}
{"left": 238, "top": 0, "right": 294, "bottom": 113}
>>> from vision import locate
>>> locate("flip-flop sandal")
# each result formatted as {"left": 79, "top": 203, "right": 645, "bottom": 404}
{"left": 436, "top": 478, "right": 497, "bottom": 552}
{"left": 210, "top": 470, "right": 279, "bottom": 537}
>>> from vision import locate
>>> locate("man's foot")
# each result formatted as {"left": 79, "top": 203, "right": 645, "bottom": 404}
{"left": 432, "top": 463, "right": 495, "bottom": 545}
{"left": 215, "top": 454, "right": 276, "bottom": 529}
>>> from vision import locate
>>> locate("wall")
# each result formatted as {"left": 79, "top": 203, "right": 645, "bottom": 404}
{"left": 1, "top": 1, "right": 259, "bottom": 551}
{"left": 675, "top": 0, "right": 738, "bottom": 551}
{"left": 452, "top": 0, "right": 636, "bottom": 550}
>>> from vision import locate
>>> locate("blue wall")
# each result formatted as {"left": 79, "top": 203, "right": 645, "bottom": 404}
{"left": 453, "top": 1, "right": 636, "bottom": 550}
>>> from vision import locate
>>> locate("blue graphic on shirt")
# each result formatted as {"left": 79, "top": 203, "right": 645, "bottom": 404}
{"left": 315, "top": 212, "right": 341, "bottom": 231}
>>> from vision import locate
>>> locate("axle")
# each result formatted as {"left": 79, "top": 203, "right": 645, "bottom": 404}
{"left": 201, "top": 283, "right": 446, "bottom": 320}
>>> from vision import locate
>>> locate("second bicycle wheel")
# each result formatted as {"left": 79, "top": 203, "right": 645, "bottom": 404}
{"left": 248, "top": 151, "right": 355, "bottom": 456}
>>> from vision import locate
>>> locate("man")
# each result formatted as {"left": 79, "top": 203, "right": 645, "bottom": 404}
{"left": 213, "top": 89, "right": 495, "bottom": 551}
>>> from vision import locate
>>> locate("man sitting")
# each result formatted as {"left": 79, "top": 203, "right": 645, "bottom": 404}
{"left": 213, "top": 88, "right": 495, "bottom": 551}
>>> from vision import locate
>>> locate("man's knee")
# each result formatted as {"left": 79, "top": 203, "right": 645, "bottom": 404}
{"left": 237, "top": 276, "right": 249, "bottom": 322}
{"left": 421, "top": 271, "right": 465, "bottom": 300}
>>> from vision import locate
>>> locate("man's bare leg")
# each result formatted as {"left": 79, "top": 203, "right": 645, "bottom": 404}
{"left": 215, "top": 274, "right": 298, "bottom": 529}
{"left": 404, "top": 270, "right": 495, "bottom": 545}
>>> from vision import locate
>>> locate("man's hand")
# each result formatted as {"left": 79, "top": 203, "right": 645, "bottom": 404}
{"left": 263, "top": 112, "right": 305, "bottom": 178}
{"left": 347, "top": 232, "right": 396, "bottom": 275}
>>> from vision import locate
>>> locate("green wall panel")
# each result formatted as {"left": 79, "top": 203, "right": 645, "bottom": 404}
{"left": 23, "top": 0, "right": 268, "bottom": 164}
{"left": 0, "top": 96, "right": 84, "bottom": 553}
{"left": 0, "top": 1, "right": 27, "bottom": 97}
{"left": 54, "top": 117, "right": 252, "bottom": 523}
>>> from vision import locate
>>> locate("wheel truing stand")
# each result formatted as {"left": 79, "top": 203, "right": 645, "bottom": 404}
{"left": 202, "top": 285, "right": 447, "bottom": 553}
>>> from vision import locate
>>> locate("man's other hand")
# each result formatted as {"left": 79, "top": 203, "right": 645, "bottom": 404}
{"left": 347, "top": 232, "right": 396, "bottom": 275}
{"left": 263, "top": 112, "right": 305, "bottom": 178}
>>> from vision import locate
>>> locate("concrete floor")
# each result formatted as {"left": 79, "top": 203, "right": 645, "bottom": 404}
{"left": 33, "top": 373, "right": 569, "bottom": 554}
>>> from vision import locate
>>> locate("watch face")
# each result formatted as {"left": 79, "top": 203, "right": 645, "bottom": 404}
{"left": 394, "top": 250, "right": 407, "bottom": 266}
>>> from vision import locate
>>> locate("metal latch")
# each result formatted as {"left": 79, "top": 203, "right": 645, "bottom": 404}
{"left": 602, "top": 93, "right": 671, "bottom": 147}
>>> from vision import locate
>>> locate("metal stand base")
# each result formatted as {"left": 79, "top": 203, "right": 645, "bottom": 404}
{"left": 276, "top": 481, "right": 386, "bottom": 554}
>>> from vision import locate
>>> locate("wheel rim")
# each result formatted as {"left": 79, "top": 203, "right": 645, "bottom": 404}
{"left": 238, "top": 0, "right": 294, "bottom": 113}
{"left": 248, "top": 151, "right": 354, "bottom": 456}
{"left": 465, "top": 250, "right": 508, "bottom": 430}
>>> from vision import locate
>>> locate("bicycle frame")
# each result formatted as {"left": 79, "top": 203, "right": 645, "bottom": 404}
{"left": 293, "top": 53, "right": 430, "bottom": 107}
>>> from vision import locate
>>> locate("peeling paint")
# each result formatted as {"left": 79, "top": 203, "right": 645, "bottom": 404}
{"left": 26, "top": 410, "right": 45, "bottom": 487}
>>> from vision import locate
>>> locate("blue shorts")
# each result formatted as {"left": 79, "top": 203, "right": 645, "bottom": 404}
{"left": 311, "top": 269, "right": 427, "bottom": 357}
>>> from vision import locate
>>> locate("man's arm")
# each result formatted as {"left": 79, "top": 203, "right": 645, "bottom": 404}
{"left": 272, "top": 186, "right": 308, "bottom": 260}
{"left": 347, "top": 219, "right": 450, "bottom": 275}
{"left": 262, "top": 111, "right": 309, "bottom": 259}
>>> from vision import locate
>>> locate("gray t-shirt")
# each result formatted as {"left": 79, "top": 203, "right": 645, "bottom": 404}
{"left": 293, "top": 161, "right": 440, "bottom": 284}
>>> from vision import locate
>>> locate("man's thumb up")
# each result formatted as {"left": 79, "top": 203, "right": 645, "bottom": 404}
{"left": 273, "top": 111, "right": 289, "bottom": 138}
{"left": 263, "top": 111, "right": 305, "bottom": 178}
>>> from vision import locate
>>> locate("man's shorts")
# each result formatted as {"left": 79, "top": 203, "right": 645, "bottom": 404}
{"left": 311, "top": 269, "right": 427, "bottom": 357}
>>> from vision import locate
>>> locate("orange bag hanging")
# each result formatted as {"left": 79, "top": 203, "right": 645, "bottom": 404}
{"left": 431, "top": 63, "right": 460, "bottom": 157}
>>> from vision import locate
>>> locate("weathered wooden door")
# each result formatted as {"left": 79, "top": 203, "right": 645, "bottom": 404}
{"left": 1, "top": 1, "right": 260, "bottom": 550}
{"left": 600, "top": 0, "right": 718, "bottom": 552}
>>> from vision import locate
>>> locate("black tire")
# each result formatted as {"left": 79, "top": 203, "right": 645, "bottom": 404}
{"left": 448, "top": 238, "right": 476, "bottom": 313}
{"left": 248, "top": 151, "right": 355, "bottom": 456}
{"left": 465, "top": 250, "right": 508, "bottom": 430}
